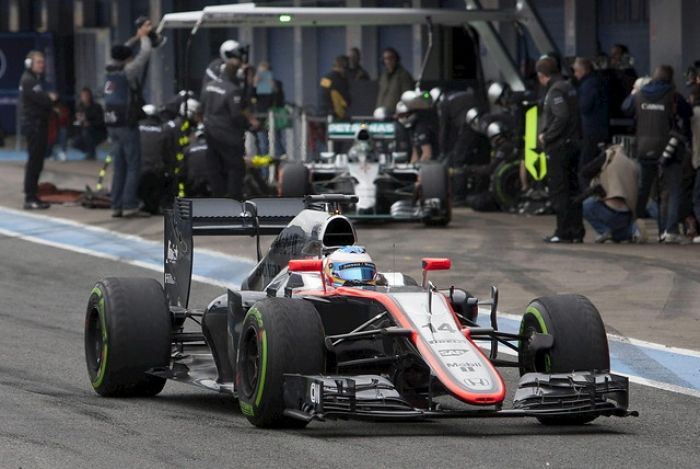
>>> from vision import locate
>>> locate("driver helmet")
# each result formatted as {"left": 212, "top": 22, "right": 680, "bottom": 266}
{"left": 324, "top": 246, "right": 376, "bottom": 286}
{"left": 396, "top": 101, "right": 417, "bottom": 128}
{"left": 219, "top": 39, "right": 245, "bottom": 61}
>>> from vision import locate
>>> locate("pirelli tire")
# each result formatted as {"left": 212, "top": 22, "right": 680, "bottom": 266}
{"left": 236, "top": 298, "right": 325, "bottom": 428}
{"left": 420, "top": 162, "right": 451, "bottom": 226}
{"left": 492, "top": 159, "right": 522, "bottom": 211}
{"left": 518, "top": 294, "right": 610, "bottom": 425}
{"left": 84, "top": 278, "right": 171, "bottom": 397}
{"left": 278, "top": 162, "right": 310, "bottom": 197}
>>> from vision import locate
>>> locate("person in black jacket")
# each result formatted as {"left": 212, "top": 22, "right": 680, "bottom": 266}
{"left": 201, "top": 56, "right": 258, "bottom": 199}
{"left": 19, "top": 50, "right": 57, "bottom": 209}
{"left": 137, "top": 106, "right": 175, "bottom": 214}
{"left": 573, "top": 57, "right": 609, "bottom": 186}
{"left": 536, "top": 56, "right": 585, "bottom": 243}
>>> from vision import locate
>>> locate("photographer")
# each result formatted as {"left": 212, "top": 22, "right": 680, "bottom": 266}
{"left": 628, "top": 65, "right": 691, "bottom": 243}
{"left": 581, "top": 144, "right": 641, "bottom": 243}
{"left": 104, "top": 19, "right": 153, "bottom": 218}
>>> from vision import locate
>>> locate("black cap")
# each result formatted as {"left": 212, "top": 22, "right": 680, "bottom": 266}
{"left": 111, "top": 45, "right": 133, "bottom": 61}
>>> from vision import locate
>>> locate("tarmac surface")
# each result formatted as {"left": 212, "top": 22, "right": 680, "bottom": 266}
{"left": 0, "top": 158, "right": 699, "bottom": 468}
{"left": 0, "top": 238, "right": 699, "bottom": 469}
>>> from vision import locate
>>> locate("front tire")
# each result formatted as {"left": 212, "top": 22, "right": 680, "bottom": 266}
{"left": 278, "top": 163, "right": 310, "bottom": 197}
{"left": 420, "top": 162, "right": 451, "bottom": 226}
{"left": 236, "top": 298, "right": 325, "bottom": 428}
{"left": 85, "top": 278, "right": 171, "bottom": 397}
{"left": 518, "top": 294, "right": 610, "bottom": 425}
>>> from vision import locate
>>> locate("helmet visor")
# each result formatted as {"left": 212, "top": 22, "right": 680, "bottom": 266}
{"left": 336, "top": 262, "right": 376, "bottom": 282}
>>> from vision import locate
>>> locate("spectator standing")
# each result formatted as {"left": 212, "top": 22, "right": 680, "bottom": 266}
{"left": 347, "top": 47, "right": 369, "bottom": 81}
{"left": 581, "top": 144, "right": 641, "bottom": 243}
{"left": 573, "top": 57, "right": 609, "bottom": 186}
{"left": 74, "top": 87, "right": 106, "bottom": 160}
{"left": 320, "top": 56, "right": 351, "bottom": 120}
{"left": 536, "top": 56, "right": 585, "bottom": 243}
{"left": 19, "top": 50, "right": 56, "bottom": 209}
{"left": 103, "top": 20, "right": 153, "bottom": 218}
{"left": 628, "top": 65, "right": 687, "bottom": 243}
{"left": 376, "top": 48, "right": 413, "bottom": 114}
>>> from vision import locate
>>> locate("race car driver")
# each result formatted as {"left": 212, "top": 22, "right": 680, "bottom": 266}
{"left": 324, "top": 246, "right": 377, "bottom": 287}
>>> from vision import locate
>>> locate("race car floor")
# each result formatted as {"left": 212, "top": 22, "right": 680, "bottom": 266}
{"left": 0, "top": 238, "right": 698, "bottom": 469}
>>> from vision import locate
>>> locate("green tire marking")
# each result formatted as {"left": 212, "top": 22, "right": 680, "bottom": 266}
{"left": 90, "top": 286, "right": 109, "bottom": 388}
{"left": 243, "top": 308, "right": 268, "bottom": 409}
{"left": 255, "top": 329, "right": 268, "bottom": 407}
{"left": 524, "top": 305, "right": 551, "bottom": 372}
{"left": 240, "top": 401, "right": 255, "bottom": 417}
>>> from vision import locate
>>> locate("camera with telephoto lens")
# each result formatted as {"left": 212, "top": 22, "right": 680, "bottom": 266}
{"left": 660, "top": 130, "right": 686, "bottom": 167}
{"left": 134, "top": 16, "right": 166, "bottom": 49}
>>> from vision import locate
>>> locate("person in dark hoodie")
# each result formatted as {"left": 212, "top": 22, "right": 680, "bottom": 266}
{"left": 573, "top": 57, "right": 609, "bottom": 186}
{"left": 623, "top": 65, "right": 692, "bottom": 243}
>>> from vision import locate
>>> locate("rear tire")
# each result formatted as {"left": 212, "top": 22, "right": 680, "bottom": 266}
{"left": 518, "top": 294, "right": 610, "bottom": 425}
{"left": 84, "top": 278, "right": 171, "bottom": 397}
{"left": 278, "top": 163, "right": 310, "bottom": 197}
{"left": 236, "top": 298, "right": 325, "bottom": 428}
{"left": 420, "top": 162, "right": 451, "bottom": 226}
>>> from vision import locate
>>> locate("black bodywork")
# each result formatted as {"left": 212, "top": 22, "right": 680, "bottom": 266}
{"left": 155, "top": 195, "right": 635, "bottom": 423}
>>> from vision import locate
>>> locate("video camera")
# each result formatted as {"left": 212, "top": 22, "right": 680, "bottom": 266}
{"left": 135, "top": 16, "right": 167, "bottom": 49}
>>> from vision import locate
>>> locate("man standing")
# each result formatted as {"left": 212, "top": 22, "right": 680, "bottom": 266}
{"left": 376, "top": 48, "right": 413, "bottom": 114}
{"left": 19, "top": 50, "right": 56, "bottom": 209}
{"left": 201, "top": 50, "right": 255, "bottom": 199}
{"left": 104, "top": 20, "right": 153, "bottom": 218}
{"left": 320, "top": 56, "right": 351, "bottom": 120}
{"left": 573, "top": 57, "right": 609, "bottom": 186}
{"left": 536, "top": 56, "right": 585, "bottom": 243}
{"left": 347, "top": 47, "right": 369, "bottom": 81}
{"left": 630, "top": 65, "right": 687, "bottom": 243}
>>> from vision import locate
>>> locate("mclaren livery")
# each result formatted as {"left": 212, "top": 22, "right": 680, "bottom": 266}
{"left": 84, "top": 195, "right": 636, "bottom": 427}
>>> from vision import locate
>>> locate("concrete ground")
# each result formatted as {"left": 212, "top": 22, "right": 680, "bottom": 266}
{"left": 0, "top": 158, "right": 697, "bottom": 350}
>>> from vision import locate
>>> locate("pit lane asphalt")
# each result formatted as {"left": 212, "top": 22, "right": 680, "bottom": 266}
{"left": 1, "top": 237, "right": 698, "bottom": 469}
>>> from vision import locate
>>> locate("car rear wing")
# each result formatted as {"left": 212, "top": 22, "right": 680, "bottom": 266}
{"left": 164, "top": 195, "right": 357, "bottom": 308}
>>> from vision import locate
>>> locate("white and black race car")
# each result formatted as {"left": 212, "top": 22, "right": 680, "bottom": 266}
{"left": 278, "top": 122, "right": 451, "bottom": 226}
{"left": 84, "top": 195, "right": 636, "bottom": 427}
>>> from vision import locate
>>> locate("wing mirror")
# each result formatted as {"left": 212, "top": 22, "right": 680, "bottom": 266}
{"left": 288, "top": 259, "right": 323, "bottom": 272}
{"left": 421, "top": 257, "right": 451, "bottom": 288}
